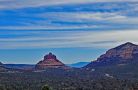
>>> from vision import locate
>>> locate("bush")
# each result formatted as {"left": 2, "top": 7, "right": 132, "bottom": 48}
{"left": 42, "top": 85, "right": 50, "bottom": 90}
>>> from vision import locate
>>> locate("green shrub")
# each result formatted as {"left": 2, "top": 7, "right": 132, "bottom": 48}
{"left": 42, "top": 85, "right": 50, "bottom": 90}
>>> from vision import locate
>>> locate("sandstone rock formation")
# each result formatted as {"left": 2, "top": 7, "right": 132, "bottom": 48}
{"left": 35, "top": 52, "right": 67, "bottom": 69}
{"left": 84, "top": 42, "right": 138, "bottom": 68}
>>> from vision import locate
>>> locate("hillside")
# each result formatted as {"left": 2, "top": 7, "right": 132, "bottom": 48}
{"left": 84, "top": 42, "right": 138, "bottom": 79}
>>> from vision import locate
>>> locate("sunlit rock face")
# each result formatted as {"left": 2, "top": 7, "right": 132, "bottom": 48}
{"left": 97, "top": 42, "right": 138, "bottom": 61}
{"left": 84, "top": 42, "right": 138, "bottom": 68}
{"left": 35, "top": 53, "right": 67, "bottom": 69}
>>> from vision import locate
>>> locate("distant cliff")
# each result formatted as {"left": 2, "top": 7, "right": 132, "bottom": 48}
{"left": 84, "top": 42, "right": 138, "bottom": 68}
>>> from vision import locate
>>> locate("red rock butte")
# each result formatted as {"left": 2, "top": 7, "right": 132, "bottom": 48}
{"left": 35, "top": 52, "right": 67, "bottom": 69}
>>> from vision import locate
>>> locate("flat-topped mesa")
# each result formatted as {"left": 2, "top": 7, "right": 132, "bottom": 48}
{"left": 35, "top": 52, "right": 67, "bottom": 70}
{"left": 84, "top": 42, "right": 138, "bottom": 68}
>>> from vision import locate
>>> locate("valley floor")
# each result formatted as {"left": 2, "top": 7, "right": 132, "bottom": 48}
{"left": 0, "top": 69, "right": 138, "bottom": 90}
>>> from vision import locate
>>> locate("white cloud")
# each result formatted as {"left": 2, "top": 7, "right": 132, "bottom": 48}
{"left": 0, "top": 0, "right": 138, "bottom": 10}
{"left": 0, "top": 25, "right": 103, "bottom": 30}
{"left": 0, "top": 1, "right": 137, "bottom": 30}
{"left": 0, "top": 30, "right": 138, "bottom": 49}
{"left": 0, "top": 12, "right": 137, "bottom": 30}
{"left": 71, "top": 12, "right": 138, "bottom": 24}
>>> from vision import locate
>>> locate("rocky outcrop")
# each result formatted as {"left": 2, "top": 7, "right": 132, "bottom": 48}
{"left": 0, "top": 62, "right": 2, "bottom": 65}
{"left": 0, "top": 62, "right": 4, "bottom": 67}
{"left": 0, "top": 62, "right": 7, "bottom": 72}
{"left": 35, "top": 53, "right": 67, "bottom": 69}
{"left": 84, "top": 42, "right": 138, "bottom": 68}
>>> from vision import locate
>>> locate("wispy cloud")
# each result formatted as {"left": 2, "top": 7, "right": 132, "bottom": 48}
{"left": 0, "top": 1, "right": 138, "bottom": 50}
{"left": 0, "top": 12, "right": 138, "bottom": 30}
{"left": 0, "top": 30, "right": 138, "bottom": 49}
{"left": 0, "top": 1, "right": 138, "bottom": 30}
{"left": 0, "top": 0, "right": 138, "bottom": 10}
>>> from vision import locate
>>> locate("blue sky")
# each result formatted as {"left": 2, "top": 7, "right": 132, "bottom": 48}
{"left": 0, "top": 0, "right": 138, "bottom": 64}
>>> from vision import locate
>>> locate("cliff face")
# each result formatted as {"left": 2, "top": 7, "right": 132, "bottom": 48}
{"left": 85, "top": 42, "right": 138, "bottom": 68}
{"left": 0, "top": 62, "right": 4, "bottom": 67}
{"left": 0, "top": 62, "right": 2, "bottom": 65}
{"left": 0, "top": 62, "right": 7, "bottom": 72}
{"left": 35, "top": 53, "right": 67, "bottom": 69}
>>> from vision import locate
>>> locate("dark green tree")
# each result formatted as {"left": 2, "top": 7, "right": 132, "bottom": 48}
{"left": 42, "top": 85, "right": 50, "bottom": 90}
